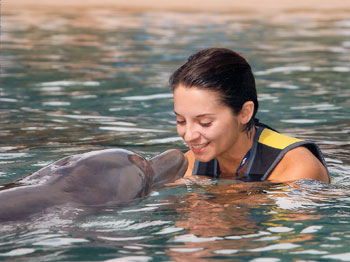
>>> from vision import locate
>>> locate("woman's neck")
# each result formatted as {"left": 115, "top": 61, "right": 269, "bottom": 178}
{"left": 217, "top": 127, "right": 256, "bottom": 177}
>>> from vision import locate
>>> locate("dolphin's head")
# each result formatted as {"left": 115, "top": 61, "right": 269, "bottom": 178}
{"left": 55, "top": 149, "right": 153, "bottom": 205}
{"left": 148, "top": 149, "right": 188, "bottom": 187}
{"left": 65, "top": 149, "right": 187, "bottom": 204}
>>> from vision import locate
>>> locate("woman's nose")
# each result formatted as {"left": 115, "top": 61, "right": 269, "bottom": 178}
{"left": 183, "top": 124, "right": 200, "bottom": 142}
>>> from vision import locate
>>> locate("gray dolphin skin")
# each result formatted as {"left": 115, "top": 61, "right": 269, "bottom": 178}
{"left": 0, "top": 148, "right": 188, "bottom": 222}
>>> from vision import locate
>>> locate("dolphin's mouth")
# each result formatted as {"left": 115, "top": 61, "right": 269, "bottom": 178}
{"left": 149, "top": 149, "right": 188, "bottom": 186}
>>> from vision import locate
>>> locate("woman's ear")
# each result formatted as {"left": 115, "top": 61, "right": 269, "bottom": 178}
{"left": 239, "top": 101, "right": 254, "bottom": 125}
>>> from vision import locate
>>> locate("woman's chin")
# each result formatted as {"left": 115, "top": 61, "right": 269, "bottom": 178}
{"left": 193, "top": 152, "right": 214, "bottom": 163}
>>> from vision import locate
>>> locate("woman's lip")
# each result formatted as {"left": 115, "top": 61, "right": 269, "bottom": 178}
{"left": 190, "top": 142, "right": 210, "bottom": 153}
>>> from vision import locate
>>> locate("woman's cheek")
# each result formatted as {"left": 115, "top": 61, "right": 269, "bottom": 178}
{"left": 177, "top": 125, "right": 185, "bottom": 138}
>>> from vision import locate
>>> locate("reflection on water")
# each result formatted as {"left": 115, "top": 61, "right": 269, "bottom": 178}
{"left": 0, "top": 5, "right": 350, "bottom": 262}
{"left": 2, "top": 178, "right": 350, "bottom": 261}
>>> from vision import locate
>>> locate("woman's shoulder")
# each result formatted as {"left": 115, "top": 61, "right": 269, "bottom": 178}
{"left": 267, "top": 146, "right": 329, "bottom": 183}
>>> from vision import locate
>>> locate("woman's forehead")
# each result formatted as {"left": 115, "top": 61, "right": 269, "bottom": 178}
{"left": 174, "top": 85, "right": 229, "bottom": 116}
{"left": 174, "top": 85, "right": 222, "bottom": 101}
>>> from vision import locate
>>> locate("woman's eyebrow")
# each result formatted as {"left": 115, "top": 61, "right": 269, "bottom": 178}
{"left": 174, "top": 111, "right": 215, "bottom": 118}
{"left": 196, "top": 113, "right": 215, "bottom": 118}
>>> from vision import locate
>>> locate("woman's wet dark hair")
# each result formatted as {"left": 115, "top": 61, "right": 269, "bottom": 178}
{"left": 169, "top": 48, "right": 259, "bottom": 133}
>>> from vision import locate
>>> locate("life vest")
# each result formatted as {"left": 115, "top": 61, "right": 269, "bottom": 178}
{"left": 192, "top": 125, "right": 330, "bottom": 182}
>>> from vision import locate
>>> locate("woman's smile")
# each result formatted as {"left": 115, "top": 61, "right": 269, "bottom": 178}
{"left": 190, "top": 142, "right": 210, "bottom": 153}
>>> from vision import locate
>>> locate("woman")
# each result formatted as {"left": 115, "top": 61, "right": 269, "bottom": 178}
{"left": 170, "top": 48, "right": 330, "bottom": 183}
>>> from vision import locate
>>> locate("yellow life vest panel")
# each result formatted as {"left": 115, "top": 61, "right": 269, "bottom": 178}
{"left": 192, "top": 125, "right": 330, "bottom": 182}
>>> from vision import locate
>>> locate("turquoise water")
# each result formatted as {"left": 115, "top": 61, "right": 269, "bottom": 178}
{"left": 1, "top": 6, "right": 350, "bottom": 261}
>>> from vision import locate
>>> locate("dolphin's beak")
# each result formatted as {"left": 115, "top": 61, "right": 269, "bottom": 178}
{"left": 149, "top": 149, "right": 188, "bottom": 187}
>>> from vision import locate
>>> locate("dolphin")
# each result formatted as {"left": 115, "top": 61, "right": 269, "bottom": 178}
{"left": 0, "top": 148, "right": 188, "bottom": 222}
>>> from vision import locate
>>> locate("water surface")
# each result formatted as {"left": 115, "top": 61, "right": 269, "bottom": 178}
{"left": 0, "top": 6, "right": 349, "bottom": 262}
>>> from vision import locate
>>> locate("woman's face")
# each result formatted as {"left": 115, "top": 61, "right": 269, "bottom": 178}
{"left": 174, "top": 85, "right": 244, "bottom": 162}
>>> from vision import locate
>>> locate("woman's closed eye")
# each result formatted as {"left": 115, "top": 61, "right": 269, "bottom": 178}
{"left": 176, "top": 120, "right": 186, "bottom": 125}
{"left": 200, "top": 122, "right": 212, "bottom": 127}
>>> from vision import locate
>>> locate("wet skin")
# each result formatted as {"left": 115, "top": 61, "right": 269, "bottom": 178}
{"left": 0, "top": 149, "right": 188, "bottom": 222}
